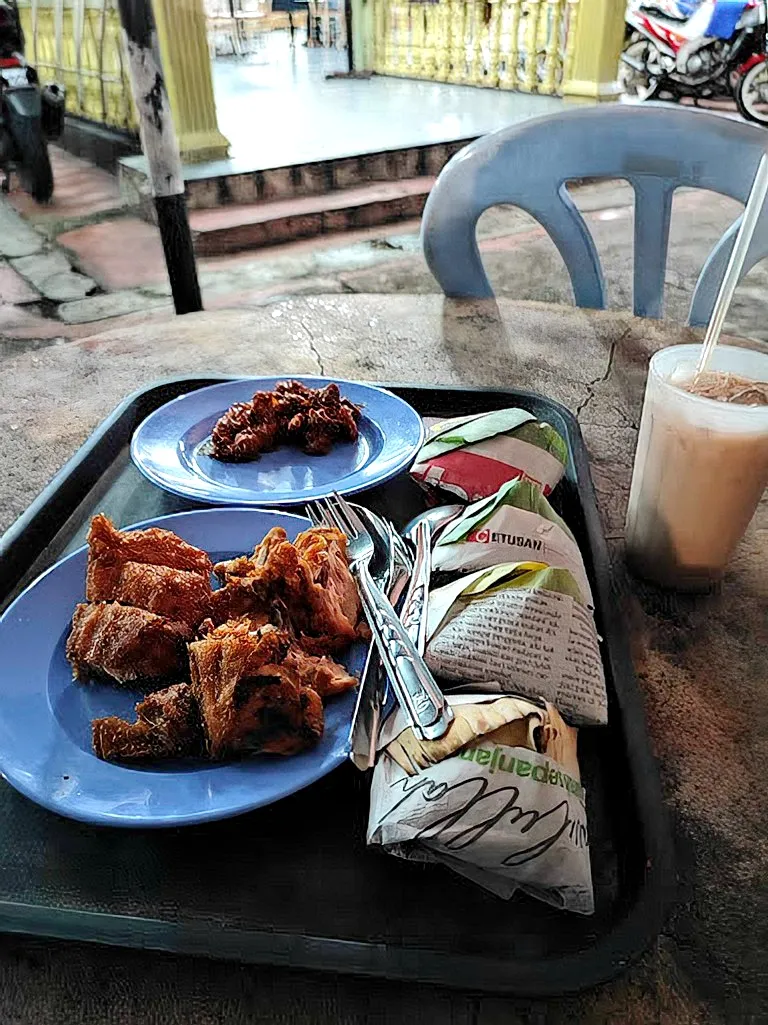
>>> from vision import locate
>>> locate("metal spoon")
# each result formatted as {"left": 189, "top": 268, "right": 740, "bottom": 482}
{"left": 403, "top": 504, "right": 464, "bottom": 547}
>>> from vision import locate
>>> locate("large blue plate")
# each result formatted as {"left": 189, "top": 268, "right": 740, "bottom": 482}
{"left": 0, "top": 508, "right": 364, "bottom": 828}
{"left": 130, "top": 376, "right": 425, "bottom": 506}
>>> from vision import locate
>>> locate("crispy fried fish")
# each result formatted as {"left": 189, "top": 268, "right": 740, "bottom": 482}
{"left": 92, "top": 682, "right": 204, "bottom": 762}
{"left": 67, "top": 602, "right": 191, "bottom": 685}
{"left": 86, "top": 513, "right": 212, "bottom": 603}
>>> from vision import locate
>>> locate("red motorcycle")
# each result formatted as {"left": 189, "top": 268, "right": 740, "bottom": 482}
{"left": 621, "top": 0, "right": 768, "bottom": 125}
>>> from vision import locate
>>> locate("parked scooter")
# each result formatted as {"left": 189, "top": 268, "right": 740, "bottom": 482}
{"left": 620, "top": 0, "right": 768, "bottom": 125}
{"left": 0, "top": 0, "right": 64, "bottom": 202}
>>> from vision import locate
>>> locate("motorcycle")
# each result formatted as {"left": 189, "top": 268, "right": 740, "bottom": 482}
{"left": 620, "top": 0, "right": 768, "bottom": 126}
{"left": 0, "top": 0, "right": 64, "bottom": 202}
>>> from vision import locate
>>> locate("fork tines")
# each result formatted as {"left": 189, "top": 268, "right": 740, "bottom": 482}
{"left": 307, "top": 493, "right": 366, "bottom": 539}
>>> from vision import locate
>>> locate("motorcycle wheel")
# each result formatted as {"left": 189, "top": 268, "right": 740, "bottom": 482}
{"left": 735, "top": 60, "right": 768, "bottom": 126}
{"left": 14, "top": 120, "right": 53, "bottom": 203}
{"left": 618, "top": 40, "right": 661, "bottom": 102}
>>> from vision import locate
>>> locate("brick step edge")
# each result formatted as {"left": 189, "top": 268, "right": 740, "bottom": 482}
{"left": 120, "top": 138, "right": 472, "bottom": 219}
{"left": 191, "top": 187, "right": 430, "bottom": 256}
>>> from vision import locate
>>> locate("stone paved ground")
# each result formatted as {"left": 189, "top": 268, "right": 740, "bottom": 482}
{"left": 1, "top": 146, "right": 766, "bottom": 354}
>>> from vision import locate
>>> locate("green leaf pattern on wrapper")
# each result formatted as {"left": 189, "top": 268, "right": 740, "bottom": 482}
{"left": 415, "top": 409, "right": 569, "bottom": 467}
{"left": 427, "top": 561, "right": 586, "bottom": 641}
{"left": 437, "top": 479, "right": 577, "bottom": 548}
{"left": 425, "top": 560, "right": 608, "bottom": 727}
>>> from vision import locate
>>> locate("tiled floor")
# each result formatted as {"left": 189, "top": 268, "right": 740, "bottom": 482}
{"left": 213, "top": 36, "right": 573, "bottom": 168}
{"left": 122, "top": 32, "right": 576, "bottom": 181}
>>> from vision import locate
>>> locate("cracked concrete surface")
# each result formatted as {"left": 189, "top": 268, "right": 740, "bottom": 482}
{"left": 575, "top": 337, "right": 620, "bottom": 419}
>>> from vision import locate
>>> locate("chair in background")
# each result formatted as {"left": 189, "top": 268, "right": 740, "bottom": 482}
{"left": 206, "top": 0, "right": 242, "bottom": 56}
{"left": 205, "top": 0, "right": 279, "bottom": 57}
{"left": 421, "top": 104, "right": 768, "bottom": 326}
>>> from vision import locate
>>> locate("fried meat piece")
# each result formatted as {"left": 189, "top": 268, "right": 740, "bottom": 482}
{"left": 211, "top": 527, "right": 290, "bottom": 625}
{"left": 86, "top": 514, "right": 212, "bottom": 603}
{"left": 210, "top": 393, "right": 282, "bottom": 461}
{"left": 213, "top": 526, "right": 288, "bottom": 586}
{"left": 208, "top": 582, "right": 272, "bottom": 626}
{"left": 214, "top": 526, "right": 362, "bottom": 653}
{"left": 105, "top": 561, "right": 212, "bottom": 630}
{"left": 92, "top": 682, "right": 204, "bottom": 762}
{"left": 209, "top": 379, "right": 361, "bottom": 462}
{"left": 291, "top": 527, "right": 361, "bottom": 646}
{"left": 189, "top": 622, "right": 324, "bottom": 758}
{"left": 281, "top": 382, "right": 360, "bottom": 455}
{"left": 283, "top": 648, "right": 357, "bottom": 699}
{"left": 67, "top": 602, "right": 191, "bottom": 685}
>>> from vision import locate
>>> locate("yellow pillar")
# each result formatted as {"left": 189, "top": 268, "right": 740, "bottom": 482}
{"left": 561, "top": 0, "right": 625, "bottom": 100}
{"left": 152, "top": 0, "right": 230, "bottom": 163}
{"left": 351, "top": 0, "right": 374, "bottom": 70}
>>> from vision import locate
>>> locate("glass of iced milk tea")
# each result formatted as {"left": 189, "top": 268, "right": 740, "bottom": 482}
{"left": 626, "top": 343, "right": 768, "bottom": 590}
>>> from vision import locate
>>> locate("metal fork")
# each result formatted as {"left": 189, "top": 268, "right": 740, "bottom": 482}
{"left": 313, "top": 493, "right": 453, "bottom": 741}
{"left": 306, "top": 502, "right": 392, "bottom": 767}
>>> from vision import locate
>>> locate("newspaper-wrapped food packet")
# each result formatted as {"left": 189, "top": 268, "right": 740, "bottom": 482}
{"left": 425, "top": 563, "right": 608, "bottom": 725}
{"left": 368, "top": 695, "right": 594, "bottom": 914}
{"left": 410, "top": 409, "right": 568, "bottom": 502}
{"left": 433, "top": 479, "right": 593, "bottom": 606}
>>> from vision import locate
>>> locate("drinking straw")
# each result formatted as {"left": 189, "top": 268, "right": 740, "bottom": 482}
{"left": 696, "top": 152, "right": 768, "bottom": 377}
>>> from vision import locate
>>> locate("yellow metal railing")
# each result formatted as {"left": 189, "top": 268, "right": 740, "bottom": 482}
{"left": 370, "top": 0, "right": 579, "bottom": 95}
{"left": 17, "top": 0, "right": 136, "bottom": 131}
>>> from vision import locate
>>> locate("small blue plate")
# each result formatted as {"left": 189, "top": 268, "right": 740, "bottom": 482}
{"left": 0, "top": 508, "right": 365, "bottom": 828}
{"left": 130, "top": 377, "right": 425, "bottom": 506}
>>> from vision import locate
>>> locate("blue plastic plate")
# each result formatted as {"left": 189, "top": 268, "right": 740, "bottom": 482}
{"left": 0, "top": 508, "right": 364, "bottom": 828}
{"left": 130, "top": 376, "right": 425, "bottom": 506}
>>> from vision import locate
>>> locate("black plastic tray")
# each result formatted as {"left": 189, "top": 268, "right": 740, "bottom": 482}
{"left": 0, "top": 378, "right": 674, "bottom": 997}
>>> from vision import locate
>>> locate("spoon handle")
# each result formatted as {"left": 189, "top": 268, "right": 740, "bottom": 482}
{"left": 400, "top": 519, "right": 431, "bottom": 655}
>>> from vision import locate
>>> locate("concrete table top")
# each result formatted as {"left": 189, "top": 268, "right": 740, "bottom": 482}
{"left": 0, "top": 294, "right": 765, "bottom": 1024}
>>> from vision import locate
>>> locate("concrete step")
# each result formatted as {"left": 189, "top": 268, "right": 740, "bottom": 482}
{"left": 120, "top": 138, "right": 469, "bottom": 216}
{"left": 189, "top": 177, "right": 434, "bottom": 255}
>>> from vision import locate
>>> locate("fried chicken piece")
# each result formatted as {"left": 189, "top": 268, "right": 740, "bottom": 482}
{"left": 283, "top": 648, "right": 357, "bottom": 699}
{"left": 67, "top": 602, "right": 191, "bottom": 685}
{"left": 104, "top": 561, "right": 212, "bottom": 631}
{"left": 213, "top": 526, "right": 362, "bottom": 654}
{"left": 92, "top": 682, "right": 204, "bottom": 762}
{"left": 213, "top": 526, "right": 288, "bottom": 586}
{"left": 189, "top": 622, "right": 323, "bottom": 758}
{"left": 86, "top": 514, "right": 212, "bottom": 603}
{"left": 294, "top": 526, "right": 361, "bottom": 629}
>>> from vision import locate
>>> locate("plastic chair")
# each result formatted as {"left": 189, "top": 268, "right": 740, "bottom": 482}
{"left": 421, "top": 104, "right": 768, "bottom": 325}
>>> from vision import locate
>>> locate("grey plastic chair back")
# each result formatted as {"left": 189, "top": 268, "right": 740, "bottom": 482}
{"left": 421, "top": 104, "right": 768, "bottom": 325}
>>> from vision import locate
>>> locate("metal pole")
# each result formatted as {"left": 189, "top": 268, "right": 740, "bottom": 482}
{"left": 345, "top": 0, "right": 353, "bottom": 72}
{"left": 115, "top": 0, "right": 203, "bottom": 315}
